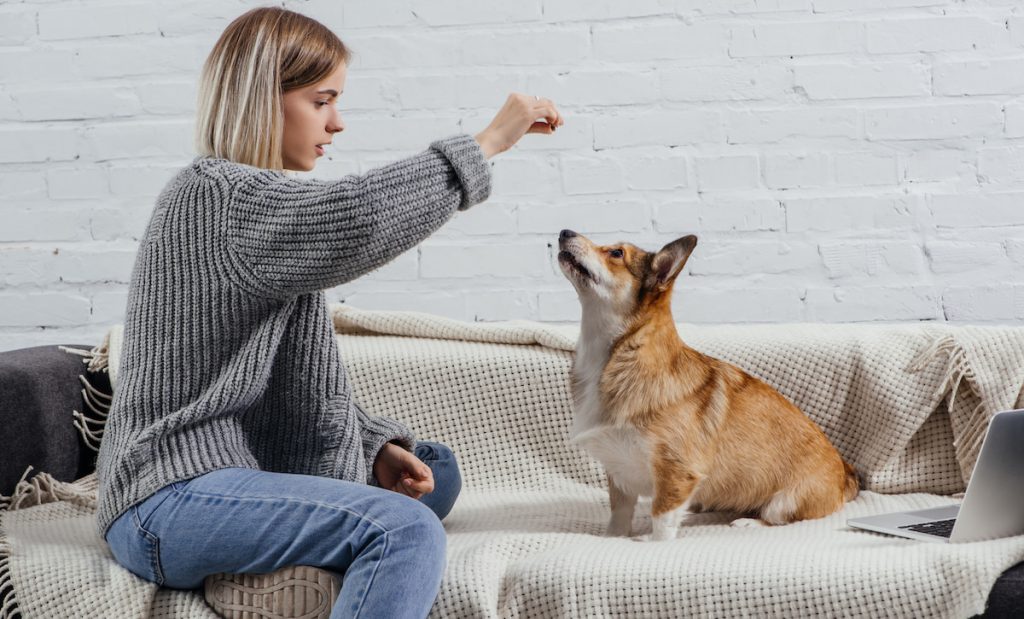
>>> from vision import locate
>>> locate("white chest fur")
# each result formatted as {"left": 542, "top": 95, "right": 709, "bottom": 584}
{"left": 569, "top": 316, "right": 655, "bottom": 498}
{"left": 573, "top": 424, "right": 655, "bottom": 497}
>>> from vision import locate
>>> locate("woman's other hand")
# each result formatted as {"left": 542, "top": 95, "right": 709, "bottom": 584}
{"left": 475, "top": 93, "right": 564, "bottom": 159}
{"left": 373, "top": 442, "right": 435, "bottom": 499}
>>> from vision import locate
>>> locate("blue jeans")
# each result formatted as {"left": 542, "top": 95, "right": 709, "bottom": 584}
{"left": 105, "top": 441, "right": 462, "bottom": 619}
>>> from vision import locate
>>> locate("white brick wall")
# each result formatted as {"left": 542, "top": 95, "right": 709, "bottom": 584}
{"left": 2, "top": 0, "right": 1024, "bottom": 351}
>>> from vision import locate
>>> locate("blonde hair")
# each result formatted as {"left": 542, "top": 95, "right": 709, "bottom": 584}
{"left": 195, "top": 7, "right": 350, "bottom": 170}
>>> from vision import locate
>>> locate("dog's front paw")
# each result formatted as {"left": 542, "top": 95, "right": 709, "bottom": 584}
{"left": 729, "top": 517, "right": 766, "bottom": 528}
{"left": 629, "top": 532, "right": 652, "bottom": 542}
{"left": 605, "top": 522, "right": 632, "bottom": 538}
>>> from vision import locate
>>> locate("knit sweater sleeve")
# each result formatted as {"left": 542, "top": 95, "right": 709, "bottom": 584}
{"left": 221, "top": 134, "right": 490, "bottom": 298}
{"left": 354, "top": 401, "right": 417, "bottom": 486}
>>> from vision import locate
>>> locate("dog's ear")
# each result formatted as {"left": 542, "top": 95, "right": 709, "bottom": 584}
{"left": 648, "top": 235, "right": 697, "bottom": 291}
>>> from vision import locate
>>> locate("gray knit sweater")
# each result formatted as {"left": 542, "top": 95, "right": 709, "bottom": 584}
{"left": 95, "top": 133, "right": 491, "bottom": 536}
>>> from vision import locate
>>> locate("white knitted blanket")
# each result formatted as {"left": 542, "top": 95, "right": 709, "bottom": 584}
{"left": 4, "top": 306, "right": 1024, "bottom": 618}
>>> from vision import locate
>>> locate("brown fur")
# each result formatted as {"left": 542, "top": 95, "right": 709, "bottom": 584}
{"left": 561, "top": 231, "right": 859, "bottom": 529}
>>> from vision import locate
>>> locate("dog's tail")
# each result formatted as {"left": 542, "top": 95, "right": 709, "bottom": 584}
{"left": 842, "top": 460, "right": 861, "bottom": 502}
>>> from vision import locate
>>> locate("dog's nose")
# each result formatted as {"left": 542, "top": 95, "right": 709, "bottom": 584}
{"left": 560, "top": 229, "right": 577, "bottom": 240}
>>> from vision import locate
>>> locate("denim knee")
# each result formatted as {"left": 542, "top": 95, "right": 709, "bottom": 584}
{"left": 432, "top": 444, "right": 451, "bottom": 462}
{"left": 389, "top": 498, "right": 447, "bottom": 569}
{"left": 427, "top": 441, "right": 461, "bottom": 477}
{"left": 415, "top": 442, "right": 463, "bottom": 521}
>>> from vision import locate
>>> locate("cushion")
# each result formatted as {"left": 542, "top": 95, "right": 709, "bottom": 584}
{"left": 0, "top": 344, "right": 107, "bottom": 496}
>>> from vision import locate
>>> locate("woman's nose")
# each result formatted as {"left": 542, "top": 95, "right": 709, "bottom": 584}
{"left": 328, "top": 110, "right": 345, "bottom": 134}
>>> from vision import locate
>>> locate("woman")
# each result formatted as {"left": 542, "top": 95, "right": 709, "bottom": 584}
{"left": 97, "top": 6, "right": 562, "bottom": 618}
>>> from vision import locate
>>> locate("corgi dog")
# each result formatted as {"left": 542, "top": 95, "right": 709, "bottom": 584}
{"left": 557, "top": 229, "right": 859, "bottom": 541}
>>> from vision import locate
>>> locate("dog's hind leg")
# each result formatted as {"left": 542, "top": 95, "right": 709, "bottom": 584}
{"left": 606, "top": 474, "right": 637, "bottom": 537}
{"left": 729, "top": 517, "right": 767, "bottom": 528}
{"left": 732, "top": 489, "right": 797, "bottom": 527}
{"left": 761, "top": 489, "right": 799, "bottom": 525}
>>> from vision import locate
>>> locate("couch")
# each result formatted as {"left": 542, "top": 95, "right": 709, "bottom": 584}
{"left": 1, "top": 313, "right": 1023, "bottom": 617}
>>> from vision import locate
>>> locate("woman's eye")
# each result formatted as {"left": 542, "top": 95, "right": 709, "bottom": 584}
{"left": 609, "top": 249, "right": 623, "bottom": 259}
{"left": 315, "top": 101, "right": 328, "bottom": 107}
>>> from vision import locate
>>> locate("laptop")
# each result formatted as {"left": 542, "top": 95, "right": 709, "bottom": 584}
{"left": 847, "top": 408, "right": 1024, "bottom": 543}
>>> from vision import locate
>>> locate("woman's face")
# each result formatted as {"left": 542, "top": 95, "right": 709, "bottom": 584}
{"left": 281, "top": 62, "right": 347, "bottom": 171}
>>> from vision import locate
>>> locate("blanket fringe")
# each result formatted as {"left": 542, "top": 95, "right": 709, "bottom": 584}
{"left": 73, "top": 375, "right": 111, "bottom": 452}
{"left": 0, "top": 470, "right": 34, "bottom": 513}
{"left": 60, "top": 343, "right": 114, "bottom": 452}
{"left": 0, "top": 468, "right": 98, "bottom": 619}
{"left": 959, "top": 400, "right": 988, "bottom": 450}
{"left": 0, "top": 478, "right": 20, "bottom": 619}
{"left": 907, "top": 332, "right": 976, "bottom": 412}
{"left": 0, "top": 553, "right": 20, "bottom": 619}
{"left": 908, "top": 332, "right": 995, "bottom": 482}
{"left": 59, "top": 335, "right": 110, "bottom": 374}
{"left": 954, "top": 399, "right": 989, "bottom": 479}
{"left": 3, "top": 468, "right": 97, "bottom": 512}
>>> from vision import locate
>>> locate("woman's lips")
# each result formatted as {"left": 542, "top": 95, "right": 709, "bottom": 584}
{"left": 315, "top": 145, "right": 324, "bottom": 156}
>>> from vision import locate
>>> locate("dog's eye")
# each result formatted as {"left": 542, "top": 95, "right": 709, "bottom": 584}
{"left": 609, "top": 249, "right": 623, "bottom": 259}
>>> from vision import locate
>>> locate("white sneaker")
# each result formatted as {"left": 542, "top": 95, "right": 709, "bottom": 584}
{"left": 203, "top": 565, "right": 341, "bottom": 619}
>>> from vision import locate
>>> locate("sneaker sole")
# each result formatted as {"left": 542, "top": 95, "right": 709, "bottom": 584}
{"left": 203, "top": 565, "right": 341, "bottom": 619}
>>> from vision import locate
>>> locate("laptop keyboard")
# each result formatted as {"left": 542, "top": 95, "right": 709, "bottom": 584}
{"left": 898, "top": 518, "right": 956, "bottom": 538}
